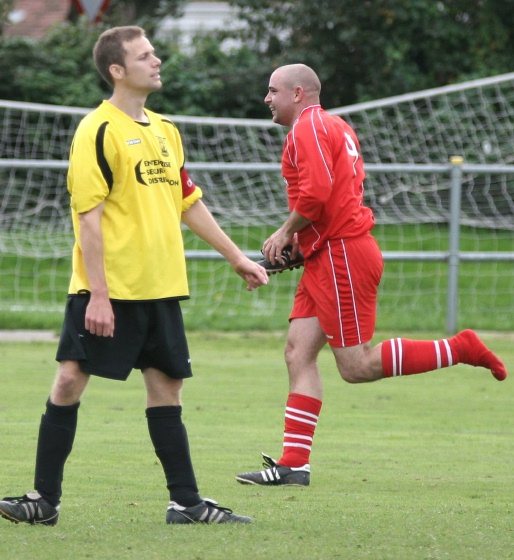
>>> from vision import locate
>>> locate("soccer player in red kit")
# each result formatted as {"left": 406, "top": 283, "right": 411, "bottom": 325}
{"left": 236, "top": 63, "right": 508, "bottom": 487}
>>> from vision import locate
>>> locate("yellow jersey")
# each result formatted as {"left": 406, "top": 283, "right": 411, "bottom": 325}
{"left": 67, "top": 100, "right": 202, "bottom": 300}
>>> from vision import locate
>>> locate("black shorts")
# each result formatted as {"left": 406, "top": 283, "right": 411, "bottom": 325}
{"left": 55, "top": 294, "right": 193, "bottom": 381}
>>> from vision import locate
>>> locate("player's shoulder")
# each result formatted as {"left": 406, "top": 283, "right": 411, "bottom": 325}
{"left": 293, "top": 106, "right": 334, "bottom": 135}
{"left": 145, "top": 108, "right": 179, "bottom": 131}
{"left": 77, "top": 108, "right": 99, "bottom": 127}
{"left": 76, "top": 102, "right": 112, "bottom": 134}
{"left": 317, "top": 109, "right": 355, "bottom": 136}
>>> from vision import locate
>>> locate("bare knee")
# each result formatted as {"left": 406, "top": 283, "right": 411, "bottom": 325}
{"left": 144, "top": 368, "right": 183, "bottom": 407}
{"left": 51, "top": 361, "right": 90, "bottom": 405}
{"left": 337, "top": 363, "right": 371, "bottom": 384}
{"left": 284, "top": 339, "right": 299, "bottom": 370}
{"left": 285, "top": 337, "right": 319, "bottom": 372}
{"left": 332, "top": 343, "right": 383, "bottom": 384}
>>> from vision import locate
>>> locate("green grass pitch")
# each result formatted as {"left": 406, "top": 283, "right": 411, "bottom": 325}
{"left": 0, "top": 331, "right": 513, "bottom": 559}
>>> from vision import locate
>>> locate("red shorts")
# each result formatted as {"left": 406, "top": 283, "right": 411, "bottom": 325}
{"left": 290, "top": 234, "right": 384, "bottom": 348}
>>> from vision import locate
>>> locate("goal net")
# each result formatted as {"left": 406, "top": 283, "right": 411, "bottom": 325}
{"left": 1, "top": 72, "right": 513, "bottom": 332}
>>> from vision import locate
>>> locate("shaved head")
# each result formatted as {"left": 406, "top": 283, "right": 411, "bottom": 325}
{"left": 272, "top": 64, "right": 321, "bottom": 97}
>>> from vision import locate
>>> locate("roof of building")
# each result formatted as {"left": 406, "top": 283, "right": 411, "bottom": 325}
{"left": 4, "top": 0, "right": 71, "bottom": 38}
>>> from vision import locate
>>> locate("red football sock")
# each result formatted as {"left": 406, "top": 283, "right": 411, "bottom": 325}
{"left": 381, "top": 330, "right": 507, "bottom": 381}
{"left": 451, "top": 329, "right": 507, "bottom": 381}
{"left": 381, "top": 337, "right": 456, "bottom": 377}
{"left": 278, "top": 393, "right": 322, "bottom": 468}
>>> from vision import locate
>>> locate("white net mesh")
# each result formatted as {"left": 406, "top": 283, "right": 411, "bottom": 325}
{"left": 336, "top": 73, "right": 514, "bottom": 166}
{"left": 1, "top": 72, "right": 513, "bottom": 331}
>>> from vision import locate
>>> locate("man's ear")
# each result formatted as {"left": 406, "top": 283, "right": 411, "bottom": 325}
{"left": 109, "top": 64, "right": 124, "bottom": 82}
{"left": 293, "top": 86, "right": 304, "bottom": 103}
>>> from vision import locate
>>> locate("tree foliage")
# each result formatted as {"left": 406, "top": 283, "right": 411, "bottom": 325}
{"left": 228, "top": 0, "right": 514, "bottom": 108}
{"left": 0, "top": 19, "right": 104, "bottom": 106}
{"left": 0, "top": 2, "right": 271, "bottom": 117}
{"left": 150, "top": 35, "right": 273, "bottom": 117}
{"left": 0, "top": 0, "right": 513, "bottom": 116}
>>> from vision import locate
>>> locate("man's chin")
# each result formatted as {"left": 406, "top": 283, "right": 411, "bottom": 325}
{"left": 149, "top": 79, "right": 163, "bottom": 91}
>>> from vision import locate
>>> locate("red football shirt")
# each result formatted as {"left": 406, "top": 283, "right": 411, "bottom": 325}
{"left": 282, "top": 105, "right": 375, "bottom": 257}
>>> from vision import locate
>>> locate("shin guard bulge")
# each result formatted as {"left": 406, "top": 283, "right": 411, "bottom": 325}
{"left": 278, "top": 393, "right": 322, "bottom": 468}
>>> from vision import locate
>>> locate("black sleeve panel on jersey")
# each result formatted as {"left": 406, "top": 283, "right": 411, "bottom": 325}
{"left": 95, "top": 121, "right": 114, "bottom": 192}
{"left": 161, "top": 118, "right": 178, "bottom": 130}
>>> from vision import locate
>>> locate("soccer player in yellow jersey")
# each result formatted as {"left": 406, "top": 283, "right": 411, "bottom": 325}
{"left": 0, "top": 26, "right": 268, "bottom": 526}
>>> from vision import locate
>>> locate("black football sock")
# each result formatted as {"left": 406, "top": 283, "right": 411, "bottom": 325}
{"left": 146, "top": 405, "right": 201, "bottom": 507}
{"left": 34, "top": 399, "right": 80, "bottom": 507}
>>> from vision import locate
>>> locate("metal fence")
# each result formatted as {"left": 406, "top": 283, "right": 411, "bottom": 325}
{"left": 1, "top": 157, "right": 513, "bottom": 334}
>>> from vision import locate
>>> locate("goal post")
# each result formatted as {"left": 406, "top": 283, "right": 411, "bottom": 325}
{"left": 1, "top": 73, "right": 514, "bottom": 332}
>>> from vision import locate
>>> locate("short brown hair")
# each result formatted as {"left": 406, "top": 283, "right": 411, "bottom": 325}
{"left": 93, "top": 26, "right": 146, "bottom": 86}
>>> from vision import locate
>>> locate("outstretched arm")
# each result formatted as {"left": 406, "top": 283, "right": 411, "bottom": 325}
{"left": 182, "top": 200, "right": 269, "bottom": 291}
